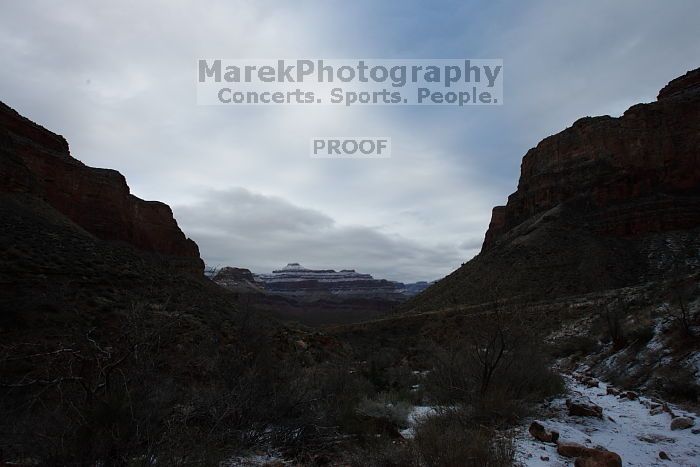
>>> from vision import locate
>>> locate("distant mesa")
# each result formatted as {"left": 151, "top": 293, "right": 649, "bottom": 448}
{"left": 213, "top": 262, "right": 431, "bottom": 300}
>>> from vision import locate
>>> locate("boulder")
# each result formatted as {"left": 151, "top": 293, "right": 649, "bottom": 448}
{"left": 557, "top": 442, "right": 590, "bottom": 458}
{"left": 574, "top": 451, "right": 623, "bottom": 467}
{"left": 567, "top": 399, "right": 603, "bottom": 418}
{"left": 582, "top": 377, "right": 600, "bottom": 388}
{"left": 529, "top": 421, "right": 559, "bottom": 443}
{"left": 558, "top": 442, "right": 622, "bottom": 467}
{"left": 670, "top": 416, "right": 695, "bottom": 431}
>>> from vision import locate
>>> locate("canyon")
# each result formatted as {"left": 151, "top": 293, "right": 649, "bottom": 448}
{"left": 1, "top": 67, "right": 698, "bottom": 466}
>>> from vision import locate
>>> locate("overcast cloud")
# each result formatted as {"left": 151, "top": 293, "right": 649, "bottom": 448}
{"left": 1, "top": 0, "right": 698, "bottom": 281}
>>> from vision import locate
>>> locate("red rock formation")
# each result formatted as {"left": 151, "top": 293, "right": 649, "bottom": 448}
{"left": 403, "top": 67, "right": 700, "bottom": 313}
{"left": 483, "top": 67, "right": 700, "bottom": 250}
{"left": 0, "top": 101, "right": 204, "bottom": 274}
{"left": 657, "top": 68, "right": 700, "bottom": 100}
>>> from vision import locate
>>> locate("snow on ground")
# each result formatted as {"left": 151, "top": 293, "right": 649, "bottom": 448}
{"left": 400, "top": 405, "right": 438, "bottom": 439}
{"left": 515, "top": 376, "right": 700, "bottom": 466}
{"left": 222, "top": 451, "right": 289, "bottom": 466}
{"left": 685, "top": 352, "right": 700, "bottom": 385}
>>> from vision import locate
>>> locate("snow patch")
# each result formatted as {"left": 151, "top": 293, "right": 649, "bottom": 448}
{"left": 515, "top": 376, "right": 700, "bottom": 466}
{"left": 685, "top": 352, "right": 700, "bottom": 385}
{"left": 399, "top": 406, "right": 438, "bottom": 439}
{"left": 223, "top": 451, "right": 289, "bottom": 466}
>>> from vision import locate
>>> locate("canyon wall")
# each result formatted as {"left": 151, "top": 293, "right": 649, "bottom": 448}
{"left": 0, "top": 101, "right": 204, "bottom": 274}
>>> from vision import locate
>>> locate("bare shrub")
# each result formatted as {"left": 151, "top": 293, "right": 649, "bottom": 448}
{"left": 413, "top": 409, "right": 514, "bottom": 467}
{"left": 0, "top": 301, "right": 319, "bottom": 465}
{"left": 602, "top": 300, "right": 627, "bottom": 351}
{"left": 424, "top": 307, "right": 563, "bottom": 420}
{"left": 552, "top": 334, "right": 601, "bottom": 358}
{"left": 355, "top": 393, "right": 412, "bottom": 429}
{"left": 668, "top": 276, "right": 698, "bottom": 337}
{"left": 347, "top": 439, "right": 417, "bottom": 467}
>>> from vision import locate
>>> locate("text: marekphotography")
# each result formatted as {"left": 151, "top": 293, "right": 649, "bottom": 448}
{"left": 197, "top": 59, "right": 503, "bottom": 106}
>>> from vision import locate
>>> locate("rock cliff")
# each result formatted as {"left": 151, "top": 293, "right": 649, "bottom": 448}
{"left": 483, "top": 67, "right": 700, "bottom": 251}
{"left": 0, "top": 101, "right": 204, "bottom": 274}
{"left": 406, "top": 67, "right": 700, "bottom": 312}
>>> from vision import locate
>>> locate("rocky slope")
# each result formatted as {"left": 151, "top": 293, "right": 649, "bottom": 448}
{"left": 0, "top": 101, "right": 204, "bottom": 274}
{"left": 0, "top": 103, "right": 343, "bottom": 465}
{"left": 406, "top": 67, "right": 700, "bottom": 312}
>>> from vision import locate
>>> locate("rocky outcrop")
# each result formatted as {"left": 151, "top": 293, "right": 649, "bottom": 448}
{"left": 212, "top": 267, "right": 263, "bottom": 292}
{"left": 214, "top": 266, "right": 257, "bottom": 284}
{"left": 657, "top": 68, "right": 700, "bottom": 100}
{"left": 0, "top": 101, "right": 204, "bottom": 274}
{"left": 404, "top": 67, "right": 700, "bottom": 312}
{"left": 483, "top": 67, "right": 700, "bottom": 251}
{"left": 566, "top": 398, "right": 603, "bottom": 418}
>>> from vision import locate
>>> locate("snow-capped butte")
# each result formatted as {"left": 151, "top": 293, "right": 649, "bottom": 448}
{"left": 254, "top": 263, "right": 430, "bottom": 299}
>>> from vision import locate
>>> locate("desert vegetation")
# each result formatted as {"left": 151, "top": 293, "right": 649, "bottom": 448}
{"left": 336, "top": 305, "right": 563, "bottom": 466}
{"left": 1, "top": 293, "right": 566, "bottom": 466}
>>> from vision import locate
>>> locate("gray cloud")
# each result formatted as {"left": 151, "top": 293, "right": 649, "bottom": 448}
{"left": 1, "top": 0, "right": 698, "bottom": 282}
{"left": 175, "top": 188, "right": 463, "bottom": 282}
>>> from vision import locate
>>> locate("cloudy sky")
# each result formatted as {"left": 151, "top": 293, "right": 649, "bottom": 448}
{"left": 1, "top": 1, "right": 699, "bottom": 281}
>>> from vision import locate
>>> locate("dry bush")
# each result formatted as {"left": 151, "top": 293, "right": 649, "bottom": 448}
{"left": 1, "top": 301, "right": 363, "bottom": 465}
{"left": 667, "top": 275, "right": 698, "bottom": 337}
{"left": 601, "top": 300, "right": 628, "bottom": 351}
{"left": 627, "top": 322, "right": 655, "bottom": 350}
{"left": 355, "top": 393, "right": 412, "bottom": 429}
{"left": 413, "top": 409, "right": 514, "bottom": 467}
{"left": 424, "top": 308, "right": 563, "bottom": 422}
{"left": 655, "top": 366, "right": 700, "bottom": 403}
{"left": 347, "top": 439, "right": 417, "bottom": 467}
{"left": 552, "top": 334, "right": 601, "bottom": 358}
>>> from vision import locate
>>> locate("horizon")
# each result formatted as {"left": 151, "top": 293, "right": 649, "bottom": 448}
{"left": 212, "top": 261, "right": 435, "bottom": 283}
